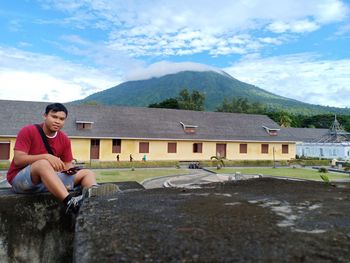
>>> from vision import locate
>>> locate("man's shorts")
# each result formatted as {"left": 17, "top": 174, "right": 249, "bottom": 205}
{"left": 11, "top": 165, "right": 77, "bottom": 194}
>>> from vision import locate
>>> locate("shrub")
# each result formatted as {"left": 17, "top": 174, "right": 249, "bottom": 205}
{"left": 318, "top": 167, "right": 328, "bottom": 173}
{"left": 289, "top": 159, "right": 330, "bottom": 166}
{"left": 199, "top": 160, "right": 275, "bottom": 167}
{"left": 320, "top": 174, "right": 330, "bottom": 184}
{"left": 84, "top": 160, "right": 180, "bottom": 169}
{"left": 0, "top": 162, "right": 10, "bottom": 170}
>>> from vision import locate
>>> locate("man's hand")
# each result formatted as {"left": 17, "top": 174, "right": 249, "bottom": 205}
{"left": 13, "top": 150, "right": 65, "bottom": 171}
{"left": 44, "top": 154, "right": 66, "bottom": 171}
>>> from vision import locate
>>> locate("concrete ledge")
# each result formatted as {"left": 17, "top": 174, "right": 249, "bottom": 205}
{"left": 0, "top": 181, "right": 144, "bottom": 263}
{"left": 74, "top": 178, "right": 350, "bottom": 262}
{"left": 0, "top": 189, "right": 75, "bottom": 263}
{"left": 2, "top": 179, "right": 350, "bottom": 262}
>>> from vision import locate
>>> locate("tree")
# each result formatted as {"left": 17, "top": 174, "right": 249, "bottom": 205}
{"left": 177, "top": 88, "right": 205, "bottom": 111}
{"left": 148, "top": 98, "right": 180, "bottom": 109}
{"left": 148, "top": 89, "right": 205, "bottom": 111}
{"left": 216, "top": 97, "right": 266, "bottom": 114}
{"left": 279, "top": 112, "right": 293, "bottom": 127}
{"left": 210, "top": 155, "right": 225, "bottom": 170}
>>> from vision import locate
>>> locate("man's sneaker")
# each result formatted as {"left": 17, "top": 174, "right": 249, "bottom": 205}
{"left": 85, "top": 183, "right": 120, "bottom": 198}
{"left": 65, "top": 195, "right": 84, "bottom": 214}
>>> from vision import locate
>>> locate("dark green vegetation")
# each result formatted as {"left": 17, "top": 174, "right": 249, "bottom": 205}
{"left": 266, "top": 112, "right": 350, "bottom": 130}
{"left": 149, "top": 90, "right": 350, "bottom": 130}
{"left": 149, "top": 89, "right": 205, "bottom": 111}
{"left": 76, "top": 70, "right": 350, "bottom": 115}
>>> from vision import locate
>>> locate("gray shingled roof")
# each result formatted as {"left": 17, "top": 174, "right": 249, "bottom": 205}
{"left": 0, "top": 100, "right": 295, "bottom": 142}
{"left": 282, "top": 127, "right": 329, "bottom": 142}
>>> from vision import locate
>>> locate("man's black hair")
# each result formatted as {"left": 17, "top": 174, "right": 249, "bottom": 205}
{"left": 45, "top": 103, "right": 68, "bottom": 117}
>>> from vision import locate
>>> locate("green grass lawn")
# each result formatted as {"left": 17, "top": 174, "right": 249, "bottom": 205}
{"left": 94, "top": 168, "right": 190, "bottom": 183}
{"left": 208, "top": 167, "right": 350, "bottom": 181}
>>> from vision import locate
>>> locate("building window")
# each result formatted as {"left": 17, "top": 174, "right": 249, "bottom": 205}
{"left": 240, "top": 144, "right": 247, "bottom": 154}
{"left": 76, "top": 121, "right": 93, "bottom": 130}
{"left": 282, "top": 144, "right": 289, "bottom": 154}
{"left": 262, "top": 126, "right": 280, "bottom": 136}
{"left": 112, "top": 139, "right": 121, "bottom": 153}
{"left": 91, "top": 139, "right": 100, "bottom": 146}
{"left": 193, "top": 143, "right": 202, "bottom": 153}
{"left": 180, "top": 122, "right": 198, "bottom": 134}
{"left": 139, "top": 142, "right": 149, "bottom": 153}
{"left": 261, "top": 144, "right": 269, "bottom": 154}
{"left": 320, "top": 148, "right": 324, "bottom": 156}
{"left": 168, "top": 142, "right": 177, "bottom": 153}
{"left": 184, "top": 127, "right": 196, "bottom": 133}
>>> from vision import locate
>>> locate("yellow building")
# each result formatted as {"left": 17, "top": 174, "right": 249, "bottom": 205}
{"left": 0, "top": 100, "right": 296, "bottom": 162}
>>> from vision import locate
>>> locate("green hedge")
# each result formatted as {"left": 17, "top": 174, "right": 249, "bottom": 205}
{"left": 289, "top": 159, "right": 330, "bottom": 166}
{"left": 199, "top": 160, "right": 284, "bottom": 167}
{"left": 83, "top": 160, "right": 180, "bottom": 169}
{"left": 0, "top": 162, "right": 10, "bottom": 170}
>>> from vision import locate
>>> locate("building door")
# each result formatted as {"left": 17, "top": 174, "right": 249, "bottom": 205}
{"left": 216, "top": 144, "right": 226, "bottom": 158}
{"left": 0, "top": 142, "right": 10, "bottom": 160}
{"left": 90, "top": 139, "right": 100, "bottom": 160}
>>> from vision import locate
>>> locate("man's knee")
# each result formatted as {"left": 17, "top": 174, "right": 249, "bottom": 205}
{"left": 80, "top": 169, "right": 95, "bottom": 177}
{"left": 31, "top": 159, "right": 51, "bottom": 170}
{"left": 31, "top": 160, "right": 55, "bottom": 177}
{"left": 75, "top": 169, "right": 96, "bottom": 183}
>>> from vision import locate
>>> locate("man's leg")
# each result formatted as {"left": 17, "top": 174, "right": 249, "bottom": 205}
{"left": 30, "top": 159, "right": 69, "bottom": 201}
{"left": 74, "top": 169, "right": 97, "bottom": 188}
{"left": 74, "top": 169, "right": 120, "bottom": 197}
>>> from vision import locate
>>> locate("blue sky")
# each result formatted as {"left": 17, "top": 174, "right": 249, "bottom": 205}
{"left": 0, "top": 0, "right": 350, "bottom": 108}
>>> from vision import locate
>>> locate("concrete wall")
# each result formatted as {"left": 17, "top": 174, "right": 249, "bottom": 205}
{"left": 0, "top": 189, "right": 74, "bottom": 263}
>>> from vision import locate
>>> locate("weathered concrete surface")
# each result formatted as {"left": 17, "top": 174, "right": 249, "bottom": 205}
{"left": 0, "top": 181, "right": 144, "bottom": 263}
{"left": 0, "top": 189, "right": 75, "bottom": 263}
{"left": 74, "top": 178, "right": 350, "bottom": 263}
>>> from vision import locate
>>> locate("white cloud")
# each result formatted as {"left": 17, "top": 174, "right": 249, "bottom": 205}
{"left": 0, "top": 71, "right": 82, "bottom": 102}
{"left": 315, "top": 0, "right": 349, "bottom": 23}
{"left": 39, "top": 0, "right": 350, "bottom": 57}
{"left": 267, "top": 20, "right": 320, "bottom": 33}
{"left": 125, "top": 61, "right": 223, "bottom": 81}
{"left": 0, "top": 46, "right": 120, "bottom": 102}
{"left": 224, "top": 53, "right": 350, "bottom": 107}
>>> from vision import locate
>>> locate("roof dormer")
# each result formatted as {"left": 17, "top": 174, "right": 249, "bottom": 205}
{"left": 76, "top": 120, "right": 94, "bottom": 130}
{"left": 262, "top": 125, "right": 280, "bottom": 136}
{"left": 180, "top": 122, "right": 198, "bottom": 134}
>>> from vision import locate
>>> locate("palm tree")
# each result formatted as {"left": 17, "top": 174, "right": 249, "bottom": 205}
{"left": 210, "top": 155, "right": 225, "bottom": 170}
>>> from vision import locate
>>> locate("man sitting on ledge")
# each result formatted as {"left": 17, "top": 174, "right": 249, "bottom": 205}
{"left": 6, "top": 103, "right": 118, "bottom": 214}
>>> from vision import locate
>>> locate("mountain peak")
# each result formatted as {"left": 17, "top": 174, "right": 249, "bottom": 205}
{"left": 125, "top": 61, "right": 226, "bottom": 81}
{"left": 77, "top": 70, "right": 350, "bottom": 115}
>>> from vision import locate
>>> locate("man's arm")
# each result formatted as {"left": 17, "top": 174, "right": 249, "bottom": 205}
{"left": 13, "top": 150, "right": 66, "bottom": 171}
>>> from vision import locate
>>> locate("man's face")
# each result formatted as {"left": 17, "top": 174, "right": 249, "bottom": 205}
{"left": 44, "top": 110, "right": 67, "bottom": 132}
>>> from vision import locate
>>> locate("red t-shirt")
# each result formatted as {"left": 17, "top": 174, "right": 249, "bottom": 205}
{"left": 7, "top": 124, "right": 73, "bottom": 184}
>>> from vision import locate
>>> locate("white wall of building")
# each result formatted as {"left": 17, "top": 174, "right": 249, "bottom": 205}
{"left": 296, "top": 142, "right": 350, "bottom": 160}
